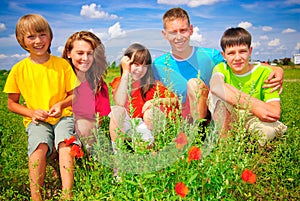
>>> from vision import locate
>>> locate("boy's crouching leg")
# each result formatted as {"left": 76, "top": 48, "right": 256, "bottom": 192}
{"left": 29, "top": 143, "right": 48, "bottom": 201}
{"left": 248, "top": 120, "right": 287, "bottom": 146}
{"left": 58, "top": 142, "right": 75, "bottom": 200}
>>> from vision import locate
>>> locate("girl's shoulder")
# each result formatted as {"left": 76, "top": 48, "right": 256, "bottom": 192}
{"left": 110, "top": 76, "right": 121, "bottom": 89}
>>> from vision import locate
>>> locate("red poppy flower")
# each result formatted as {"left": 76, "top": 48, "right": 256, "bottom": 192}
{"left": 175, "top": 182, "right": 188, "bottom": 198}
{"left": 64, "top": 136, "right": 76, "bottom": 146}
{"left": 188, "top": 146, "right": 201, "bottom": 163}
{"left": 174, "top": 132, "right": 188, "bottom": 150}
{"left": 241, "top": 169, "right": 257, "bottom": 184}
{"left": 70, "top": 144, "right": 84, "bottom": 158}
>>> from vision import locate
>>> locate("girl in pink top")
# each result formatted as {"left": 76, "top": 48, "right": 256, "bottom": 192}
{"left": 62, "top": 31, "right": 111, "bottom": 149}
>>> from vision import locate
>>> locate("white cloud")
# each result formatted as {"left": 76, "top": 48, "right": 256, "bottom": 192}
{"left": 285, "top": 0, "right": 300, "bottom": 5}
{"left": 260, "top": 35, "right": 269, "bottom": 40}
{"left": 252, "top": 41, "right": 261, "bottom": 48}
{"left": 157, "top": 0, "right": 188, "bottom": 5}
{"left": 268, "top": 38, "right": 280, "bottom": 47}
{"left": 238, "top": 21, "right": 252, "bottom": 29}
{"left": 278, "top": 45, "right": 287, "bottom": 50}
{"left": 188, "top": 0, "right": 222, "bottom": 7}
{"left": 0, "top": 23, "right": 6, "bottom": 32}
{"left": 0, "top": 54, "right": 8, "bottom": 59}
{"left": 108, "top": 22, "right": 126, "bottom": 38}
{"left": 282, "top": 28, "right": 296, "bottom": 33}
{"left": 11, "top": 53, "right": 28, "bottom": 59}
{"left": 295, "top": 42, "right": 300, "bottom": 50}
{"left": 157, "top": 0, "right": 222, "bottom": 7}
{"left": 56, "top": 46, "right": 64, "bottom": 54}
{"left": 80, "top": 3, "right": 118, "bottom": 19}
{"left": 191, "top": 26, "right": 203, "bottom": 42}
{"left": 262, "top": 26, "right": 272, "bottom": 32}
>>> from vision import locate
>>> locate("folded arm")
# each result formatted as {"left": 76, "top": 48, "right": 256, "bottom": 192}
{"left": 7, "top": 93, "right": 49, "bottom": 124}
{"left": 210, "top": 74, "right": 280, "bottom": 122}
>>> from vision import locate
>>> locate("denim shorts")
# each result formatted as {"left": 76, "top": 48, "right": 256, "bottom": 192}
{"left": 26, "top": 116, "right": 81, "bottom": 157}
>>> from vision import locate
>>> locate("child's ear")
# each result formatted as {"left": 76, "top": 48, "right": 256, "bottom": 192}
{"left": 162, "top": 30, "right": 168, "bottom": 40}
{"left": 221, "top": 51, "right": 225, "bottom": 59}
{"left": 189, "top": 24, "right": 193, "bottom": 35}
{"left": 249, "top": 46, "right": 253, "bottom": 55}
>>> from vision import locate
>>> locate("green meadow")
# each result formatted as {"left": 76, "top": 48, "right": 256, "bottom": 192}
{"left": 0, "top": 67, "right": 299, "bottom": 200}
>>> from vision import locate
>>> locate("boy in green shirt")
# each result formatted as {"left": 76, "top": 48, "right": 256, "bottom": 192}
{"left": 209, "top": 27, "right": 287, "bottom": 145}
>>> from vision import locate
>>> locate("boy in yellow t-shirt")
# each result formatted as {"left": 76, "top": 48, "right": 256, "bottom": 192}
{"left": 3, "top": 14, "right": 80, "bottom": 200}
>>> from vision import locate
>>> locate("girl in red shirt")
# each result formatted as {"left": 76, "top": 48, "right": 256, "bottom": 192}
{"left": 110, "top": 43, "right": 177, "bottom": 154}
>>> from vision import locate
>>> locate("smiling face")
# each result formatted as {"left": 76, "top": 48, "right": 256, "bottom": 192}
{"left": 162, "top": 18, "right": 193, "bottom": 58}
{"left": 67, "top": 40, "right": 94, "bottom": 73}
{"left": 130, "top": 62, "right": 148, "bottom": 81}
{"left": 222, "top": 44, "right": 253, "bottom": 75}
{"left": 24, "top": 30, "right": 51, "bottom": 58}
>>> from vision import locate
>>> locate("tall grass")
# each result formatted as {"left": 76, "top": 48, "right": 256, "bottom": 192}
{"left": 0, "top": 68, "right": 299, "bottom": 200}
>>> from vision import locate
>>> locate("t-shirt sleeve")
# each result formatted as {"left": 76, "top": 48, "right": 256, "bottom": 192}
{"left": 63, "top": 60, "right": 79, "bottom": 92}
{"left": 213, "top": 49, "right": 225, "bottom": 66}
{"left": 260, "top": 67, "right": 280, "bottom": 102}
{"left": 3, "top": 65, "right": 20, "bottom": 94}
{"left": 155, "top": 81, "right": 176, "bottom": 98}
{"left": 212, "top": 62, "right": 226, "bottom": 77}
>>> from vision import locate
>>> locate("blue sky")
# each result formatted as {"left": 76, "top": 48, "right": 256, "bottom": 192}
{"left": 0, "top": 0, "right": 299, "bottom": 70}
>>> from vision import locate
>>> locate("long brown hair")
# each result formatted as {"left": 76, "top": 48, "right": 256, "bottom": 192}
{"left": 62, "top": 31, "right": 108, "bottom": 94}
{"left": 122, "top": 43, "right": 155, "bottom": 101}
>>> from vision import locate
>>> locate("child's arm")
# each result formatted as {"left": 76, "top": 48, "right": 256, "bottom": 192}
{"left": 113, "top": 55, "right": 133, "bottom": 106}
{"left": 141, "top": 97, "right": 178, "bottom": 113}
{"left": 48, "top": 90, "right": 74, "bottom": 118}
{"left": 7, "top": 93, "right": 49, "bottom": 124}
{"left": 210, "top": 74, "right": 280, "bottom": 122}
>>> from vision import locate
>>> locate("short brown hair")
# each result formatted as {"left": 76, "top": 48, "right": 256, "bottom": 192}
{"left": 15, "top": 14, "right": 53, "bottom": 53}
{"left": 162, "top": 7, "right": 190, "bottom": 29}
{"left": 220, "top": 27, "right": 252, "bottom": 52}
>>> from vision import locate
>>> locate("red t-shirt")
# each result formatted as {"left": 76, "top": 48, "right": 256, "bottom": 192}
{"left": 110, "top": 77, "right": 177, "bottom": 118}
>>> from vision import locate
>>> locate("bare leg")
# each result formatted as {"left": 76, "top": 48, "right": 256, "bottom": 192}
{"left": 109, "top": 106, "right": 126, "bottom": 143}
{"left": 143, "top": 106, "right": 166, "bottom": 132}
{"left": 58, "top": 142, "right": 74, "bottom": 200}
{"left": 29, "top": 143, "right": 48, "bottom": 201}
{"left": 213, "top": 100, "right": 231, "bottom": 138}
{"left": 187, "top": 78, "right": 209, "bottom": 120}
{"left": 75, "top": 118, "right": 96, "bottom": 147}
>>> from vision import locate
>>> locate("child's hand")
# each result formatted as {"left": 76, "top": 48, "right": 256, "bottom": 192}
{"left": 142, "top": 100, "right": 154, "bottom": 113}
{"left": 32, "top": 109, "right": 49, "bottom": 124}
{"left": 120, "top": 56, "right": 131, "bottom": 73}
{"left": 263, "top": 68, "right": 283, "bottom": 94}
{"left": 48, "top": 103, "right": 62, "bottom": 118}
{"left": 121, "top": 52, "right": 136, "bottom": 73}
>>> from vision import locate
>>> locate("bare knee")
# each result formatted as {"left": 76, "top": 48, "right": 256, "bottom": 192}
{"left": 187, "top": 78, "right": 208, "bottom": 99}
{"left": 33, "top": 143, "right": 48, "bottom": 155}
{"left": 110, "top": 106, "right": 126, "bottom": 124}
{"left": 213, "top": 100, "right": 232, "bottom": 137}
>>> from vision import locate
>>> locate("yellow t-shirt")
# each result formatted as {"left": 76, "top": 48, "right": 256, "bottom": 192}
{"left": 3, "top": 55, "right": 79, "bottom": 128}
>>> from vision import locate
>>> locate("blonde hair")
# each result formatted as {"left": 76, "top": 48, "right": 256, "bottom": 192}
{"left": 15, "top": 14, "right": 53, "bottom": 53}
{"left": 62, "top": 31, "right": 108, "bottom": 94}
